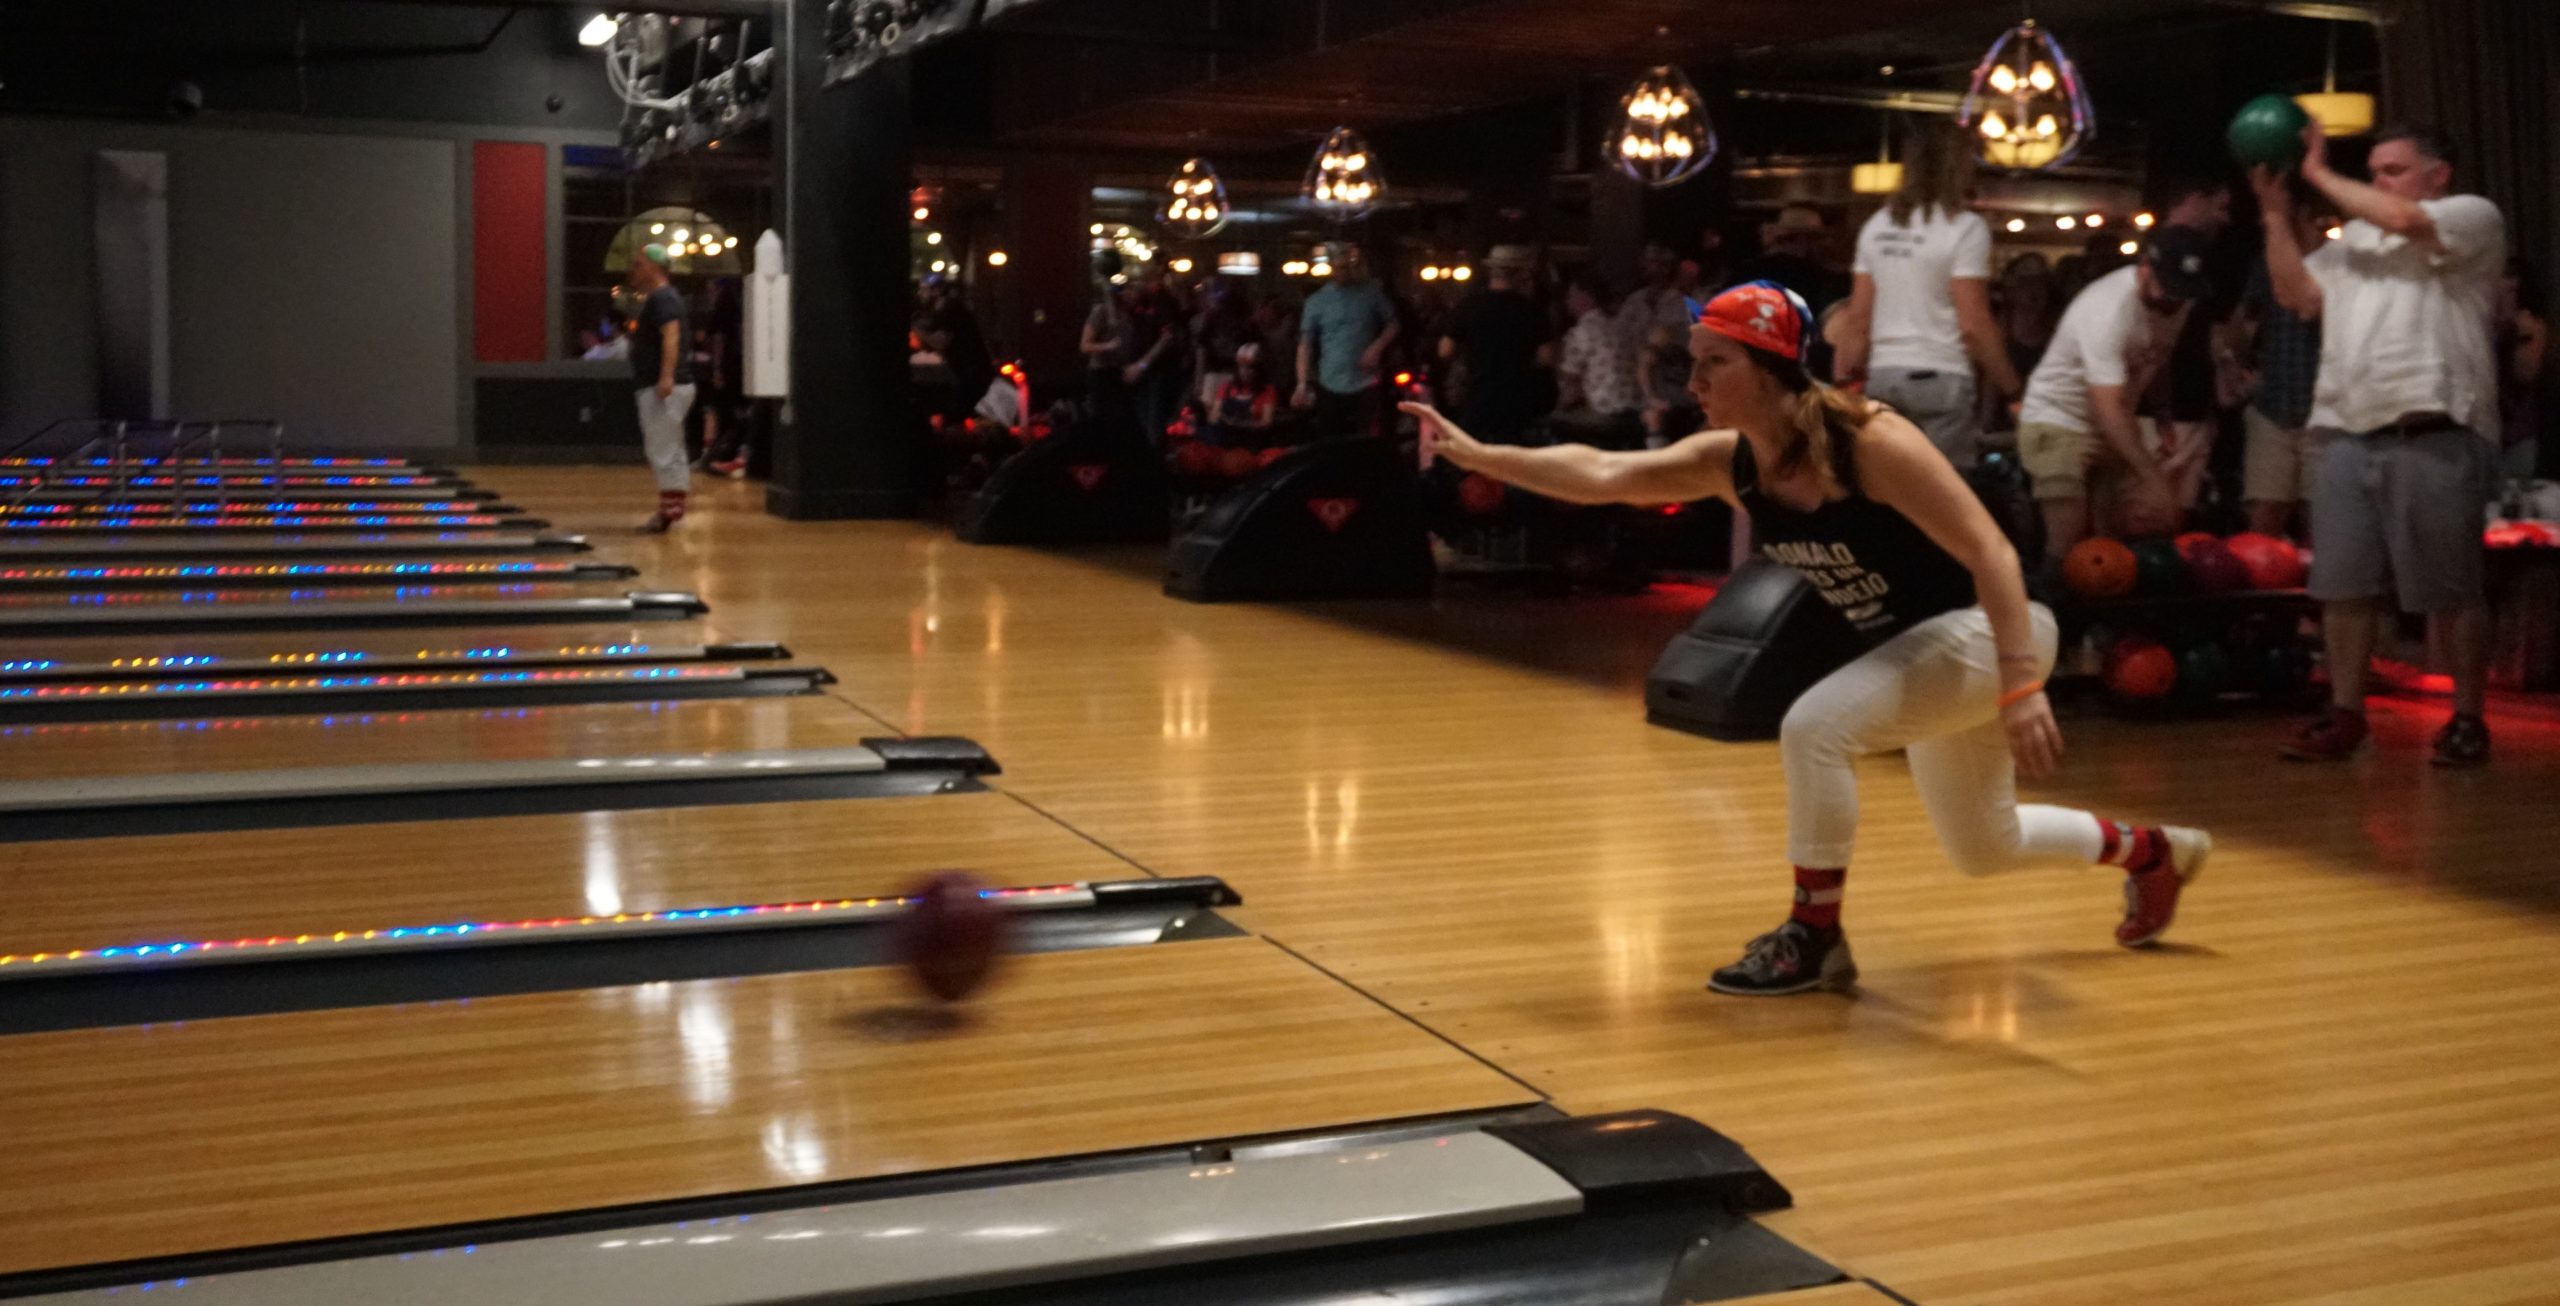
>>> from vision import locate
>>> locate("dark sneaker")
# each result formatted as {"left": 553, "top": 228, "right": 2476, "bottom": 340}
{"left": 637, "top": 509, "right": 682, "bottom": 535}
{"left": 2431, "top": 714, "right": 2491, "bottom": 768}
{"left": 1708, "top": 920, "right": 1857, "bottom": 996}
{"left": 2117, "top": 825, "right": 2211, "bottom": 948}
{"left": 2279, "top": 707, "right": 2368, "bottom": 762}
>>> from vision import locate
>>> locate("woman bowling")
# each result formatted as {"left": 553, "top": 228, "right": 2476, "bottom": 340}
{"left": 1401, "top": 282, "right": 2211, "bottom": 995}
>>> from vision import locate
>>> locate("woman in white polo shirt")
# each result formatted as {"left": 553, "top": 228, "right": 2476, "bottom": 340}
{"left": 1834, "top": 121, "right": 2025, "bottom": 469}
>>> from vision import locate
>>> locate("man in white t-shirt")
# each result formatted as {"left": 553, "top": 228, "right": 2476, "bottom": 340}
{"left": 2254, "top": 122, "right": 2506, "bottom": 767}
{"left": 2013, "top": 225, "right": 2217, "bottom": 561}
{"left": 1836, "top": 195, "right": 2024, "bottom": 469}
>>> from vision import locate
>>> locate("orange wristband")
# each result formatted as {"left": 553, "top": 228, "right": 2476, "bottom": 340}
{"left": 1998, "top": 680, "right": 2046, "bottom": 708}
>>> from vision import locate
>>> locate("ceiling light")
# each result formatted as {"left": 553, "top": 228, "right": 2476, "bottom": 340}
{"left": 577, "top": 13, "right": 618, "bottom": 47}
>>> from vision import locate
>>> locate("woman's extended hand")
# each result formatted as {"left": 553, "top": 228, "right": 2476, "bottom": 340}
{"left": 1400, "top": 402, "right": 1487, "bottom": 470}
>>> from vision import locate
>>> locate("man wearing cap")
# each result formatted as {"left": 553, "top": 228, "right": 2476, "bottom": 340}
{"left": 2254, "top": 121, "right": 2507, "bottom": 767}
{"left": 2014, "top": 225, "right": 2217, "bottom": 562}
{"left": 626, "top": 243, "right": 697, "bottom": 533}
{"left": 1293, "top": 242, "right": 1401, "bottom": 439}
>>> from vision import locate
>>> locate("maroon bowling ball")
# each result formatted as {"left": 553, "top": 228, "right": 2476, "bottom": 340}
{"left": 2188, "top": 539, "right": 2254, "bottom": 594}
{"left": 894, "top": 872, "right": 1008, "bottom": 1002}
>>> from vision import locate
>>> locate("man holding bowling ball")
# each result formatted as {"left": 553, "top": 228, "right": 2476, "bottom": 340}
{"left": 2252, "top": 119, "right": 2506, "bottom": 767}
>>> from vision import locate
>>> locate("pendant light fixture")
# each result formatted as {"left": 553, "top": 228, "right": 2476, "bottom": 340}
{"left": 1958, "top": 16, "right": 2093, "bottom": 172}
{"left": 1162, "top": 158, "right": 1231, "bottom": 238}
{"left": 2294, "top": 25, "right": 2374, "bottom": 138}
{"left": 1304, "top": 126, "right": 1383, "bottom": 221}
{"left": 1850, "top": 115, "right": 1902, "bottom": 195}
{"left": 1611, "top": 65, "right": 1716, "bottom": 189}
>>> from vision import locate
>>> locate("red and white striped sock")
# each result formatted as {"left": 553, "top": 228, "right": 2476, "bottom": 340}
{"left": 657, "top": 491, "right": 687, "bottom": 522}
{"left": 2095, "top": 818, "right": 2166, "bottom": 875}
{"left": 1791, "top": 867, "right": 1846, "bottom": 931}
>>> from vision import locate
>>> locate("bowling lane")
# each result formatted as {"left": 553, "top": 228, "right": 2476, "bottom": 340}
{"left": 0, "top": 936, "right": 1538, "bottom": 1279}
{"left": 0, "top": 693, "right": 877, "bottom": 782}
{"left": 0, "top": 791, "right": 1119, "bottom": 962}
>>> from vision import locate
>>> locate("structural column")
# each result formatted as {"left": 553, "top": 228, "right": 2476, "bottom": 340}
{"left": 769, "top": 0, "right": 919, "bottom": 520}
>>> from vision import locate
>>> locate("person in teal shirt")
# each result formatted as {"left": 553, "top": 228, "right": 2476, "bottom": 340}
{"left": 1293, "top": 243, "right": 1402, "bottom": 437}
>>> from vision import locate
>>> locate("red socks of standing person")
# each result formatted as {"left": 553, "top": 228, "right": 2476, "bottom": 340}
{"left": 1791, "top": 867, "right": 1847, "bottom": 931}
{"left": 2096, "top": 819, "right": 2168, "bottom": 876}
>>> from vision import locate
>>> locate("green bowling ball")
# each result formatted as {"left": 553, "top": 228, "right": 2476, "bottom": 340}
{"left": 2175, "top": 639, "right": 2234, "bottom": 704}
{"left": 2255, "top": 640, "right": 2315, "bottom": 700}
{"left": 2228, "top": 93, "right": 2311, "bottom": 169}
{"left": 2132, "top": 539, "right": 2193, "bottom": 598}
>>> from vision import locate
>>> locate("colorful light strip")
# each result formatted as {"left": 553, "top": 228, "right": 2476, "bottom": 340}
{"left": 0, "top": 500, "right": 489, "bottom": 517}
{"left": 0, "top": 456, "right": 413, "bottom": 468}
{"left": 0, "top": 561, "right": 573, "bottom": 584}
{"left": 0, "top": 664, "right": 739, "bottom": 702}
{"left": 2, "top": 583, "right": 549, "bottom": 609}
{"left": 0, "top": 514, "right": 504, "bottom": 531}
{"left": 0, "top": 475, "right": 445, "bottom": 488}
{"left": 0, "top": 884, "right": 1090, "bottom": 975}
{"left": 6, "top": 644, "right": 659, "bottom": 676}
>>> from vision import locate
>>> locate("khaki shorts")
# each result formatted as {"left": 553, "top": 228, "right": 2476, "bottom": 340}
{"left": 2241, "top": 406, "right": 2331, "bottom": 505}
{"left": 2017, "top": 419, "right": 2159, "bottom": 502}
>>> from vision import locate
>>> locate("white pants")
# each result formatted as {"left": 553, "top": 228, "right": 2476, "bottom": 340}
{"left": 1781, "top": 604, "right": 2102, "bottom": 873}
{"left": 636, "top": 384, "right": 698, "bottom": 493}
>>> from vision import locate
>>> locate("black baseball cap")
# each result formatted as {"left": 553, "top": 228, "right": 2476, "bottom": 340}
{"left": 2139, "top": 225, "right": 2215, "bottom": 301}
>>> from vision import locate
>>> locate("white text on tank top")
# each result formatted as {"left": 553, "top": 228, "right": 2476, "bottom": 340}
{"left": 1762, "top": 538, "right": 1896, "bottom": 631}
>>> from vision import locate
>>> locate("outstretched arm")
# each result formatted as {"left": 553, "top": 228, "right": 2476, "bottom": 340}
{"left": 1402, "top": 402, "right": 1735, "bottom": 507}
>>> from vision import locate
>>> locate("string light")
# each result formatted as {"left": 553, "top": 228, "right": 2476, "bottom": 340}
{"left": 1959, "top": 19, "right": 2093, "bottom": 172}
{"left": 1612, "top": 65, "right": 1716, "bottom": 188}
{"left": 2134, "top": 211, "right": 2156, "bottom": 229}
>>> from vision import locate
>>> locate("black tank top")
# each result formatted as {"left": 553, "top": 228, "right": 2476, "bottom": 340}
{"left": 1731, "top": 436, "right": 1976, "bottom": 647}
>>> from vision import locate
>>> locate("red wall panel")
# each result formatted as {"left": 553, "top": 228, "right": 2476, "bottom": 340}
{"left": 471, "top": 141, "right": 549, "bottom": 363}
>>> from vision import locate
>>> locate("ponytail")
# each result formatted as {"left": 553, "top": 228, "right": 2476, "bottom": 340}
{"left": 1760, "top": 358, "right": 1874, "bottom": 499}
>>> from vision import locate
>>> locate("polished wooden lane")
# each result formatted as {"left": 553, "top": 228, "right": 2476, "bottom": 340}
{"left": 470, "top": 468, "right": 2560, "bottom": 1305}
{"left": 0, "top": 693, "right": 880, "bottom": 782}
{"left": 0, "top": 935, "right": 1536, "bottom": 1276}
{"left": 0, "top": 791, "right": 1125, "bottom": 959}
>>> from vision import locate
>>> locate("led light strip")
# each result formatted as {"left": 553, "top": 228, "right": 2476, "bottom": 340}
{"left": 0, "top": 663, "right": 745, "bottom": 703}
{"left": 0, "top": 514, "right": 506, "bottom": 531}
{"left": 1, "top": 583, "right": 547, "bottom": 608}
{"left": 0, "top": 456, "right": 414, "bottom": 468}
{"left": 0, "top": 500, "right": 490, "bottom": 517}
{"left": 0, "top": 884, "right": 1093, "bottom": 977}
{"left": 0, "top": 561, "right": 578, "bottom": 585}
{"left": 0, "top": 644, "right": 668, "bottom": 682}
{"left": 0, "top": 475, "right": 448, "bottom": 488}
